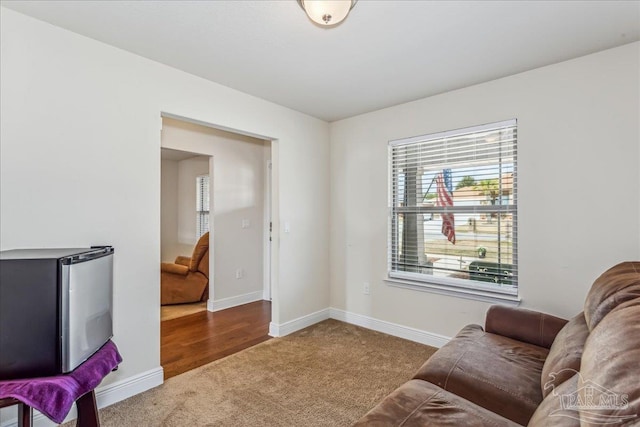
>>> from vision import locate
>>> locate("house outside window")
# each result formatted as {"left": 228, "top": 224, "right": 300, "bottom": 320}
{"left": 196, "top": 175, "right": 210, "bottom": 239}
{"left": 388, "top": 119, "right": 518, "bottom": 298}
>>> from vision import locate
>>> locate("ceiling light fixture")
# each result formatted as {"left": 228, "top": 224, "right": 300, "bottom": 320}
{"left": 297, "top": 0, "right": 357, "bottom": 27}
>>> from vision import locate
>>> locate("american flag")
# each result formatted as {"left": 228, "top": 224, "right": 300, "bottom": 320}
{"left": 436, "top": 173, "right": 456, "bottom": 244}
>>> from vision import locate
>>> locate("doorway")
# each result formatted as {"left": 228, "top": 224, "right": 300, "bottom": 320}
{"left": 160, "top": 148, "right": 211, "bottom": 321}
{"left": 159, "top": 116, "right": 274, "bottom": 378}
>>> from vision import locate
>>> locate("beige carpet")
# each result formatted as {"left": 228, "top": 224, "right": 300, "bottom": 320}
{"left": 160, "top": 302, "right": 207, "bottom": 321}
{"left": 86, "top": 319, "right": 437, "bottom": 426}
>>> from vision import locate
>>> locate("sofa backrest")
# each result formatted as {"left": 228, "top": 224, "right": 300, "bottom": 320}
{"left": 190, "top": 232, "right": 209, "bottom": 276}
{"left": 583, "top": 261, "right": 640, "bottom": 331}
{"left": 198, "top": 247, "right": 209, "bottom": 278}
{"left": 539, "top": 312, "right": 589, "bottom": 399}
{"left": 530, "top": 261, "right": 640, "bottom": 426}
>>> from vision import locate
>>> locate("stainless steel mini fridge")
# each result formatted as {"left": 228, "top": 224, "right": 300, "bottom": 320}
{"left": 0, "top": 246, "right": 114, "bottom": 380}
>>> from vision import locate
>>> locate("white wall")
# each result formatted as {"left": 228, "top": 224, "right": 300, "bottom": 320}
{"left": 161, "top": 118, "right": 269, "bottom": 302}
{"left": 0, "top": 6, "right": 330, "bottom": 398}
{"left": 160, "top": 158, "right": 179, "bottom": 262}
{"left": 161, "top": 154, "right": 211, "bottom": 262}
{"left": 330, "top": 42, "right": 640, "bottom": 338}
{"left": 177, "top": 156, "right": 210, "bottom": 253}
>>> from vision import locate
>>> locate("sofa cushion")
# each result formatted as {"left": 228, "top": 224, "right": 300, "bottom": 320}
{"left": 540, "top": 312, "right": 589, "bottom": 399}
{"left": 413, "top": 324, "right": 548, "bottom": 425}
{"left": 583, "top": 261, "right": 640, "bottom": 331}
{"left": 353, "top": 379, "right": 519, "bottom": 427}
{"left": 528, "top": 374, "right": 580, "bottom": 427}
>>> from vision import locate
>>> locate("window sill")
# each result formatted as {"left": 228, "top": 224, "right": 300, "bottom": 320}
{"left": 384, "top": 277, "right": 522, "bottom": 306}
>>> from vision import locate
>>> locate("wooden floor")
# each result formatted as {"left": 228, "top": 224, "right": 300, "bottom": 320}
{"left": 161, "top": 300, "right": 272, "bottom": 379}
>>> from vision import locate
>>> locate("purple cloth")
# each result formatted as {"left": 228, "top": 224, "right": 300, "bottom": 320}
{"left": 0, "top": 340, "right": 122, "bottom": 423}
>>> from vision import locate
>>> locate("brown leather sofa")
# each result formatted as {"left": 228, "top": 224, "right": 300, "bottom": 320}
{"left": 160, "top": 232, "right": 209, "bottom": 305}
{"left": 354, "top": 262, "right": 640, "bottom": 426}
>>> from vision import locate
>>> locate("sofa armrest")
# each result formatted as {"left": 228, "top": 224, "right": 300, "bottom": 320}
{"left": 161, "top": 262, "right": 189, "bottom": 276}
{"left": 485, "top": 305, "right": 568, "bottom": 349}
{"left": 174, "top": 256, "right": 191, "bottom": 267}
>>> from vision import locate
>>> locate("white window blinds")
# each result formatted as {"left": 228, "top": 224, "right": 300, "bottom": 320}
{"left": 196, "top": 175, "right": 210, "bottom": 239}
{"left": 388, "top": 119, "right": 518, "bottom": 295}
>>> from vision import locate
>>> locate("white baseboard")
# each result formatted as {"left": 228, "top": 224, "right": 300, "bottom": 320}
{"left": 329, "top": 308, "right": 450, "bottom": 348}
{"left": 0, "top": 367, "right": 164, "bottom": 427}
{"left": 207, "top": 291, "right": 264, "bottom": 312}
{"left": 267, "top": 307, "right": 449, "bottom": 348}
{"left": 94, "top": 366, "right": 163, "bottom": 408}
{"left": 269, "top": 308, "right": 330, "bottom": 337}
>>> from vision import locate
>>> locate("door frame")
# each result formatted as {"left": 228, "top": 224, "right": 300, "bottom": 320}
{"left": 159, "top": 111, "right": 278, "bottom": 312}
{"left": 263, "top": 159, "right": 272, "bottom": 300}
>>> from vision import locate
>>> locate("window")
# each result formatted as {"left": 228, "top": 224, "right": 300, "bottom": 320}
{"left": 388, "top": 119, "right": 518, "bottom": 298}
{"left": 196, "top": 175, "right": 210, "bottom": 239}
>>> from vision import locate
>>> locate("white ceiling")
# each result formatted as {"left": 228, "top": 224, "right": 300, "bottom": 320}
{"left": 2, "top": 1, "right": 639, "bottom": 122}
